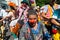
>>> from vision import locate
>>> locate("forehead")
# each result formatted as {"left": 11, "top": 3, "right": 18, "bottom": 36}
{"left": 28, "top": 15, "right": 37, "bottom": 18}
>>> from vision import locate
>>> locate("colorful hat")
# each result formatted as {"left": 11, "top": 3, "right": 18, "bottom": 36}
{"left": 8, "top": 2, "right": 16, "bottom": 7}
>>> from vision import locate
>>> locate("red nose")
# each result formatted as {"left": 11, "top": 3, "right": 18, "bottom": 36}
{"left": 29, "top": 20, "right": 35, "bottom": 23}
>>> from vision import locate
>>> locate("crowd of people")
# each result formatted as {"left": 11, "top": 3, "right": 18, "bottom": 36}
{"left": 0, "top": 0, "right": 60, "bottom": 40}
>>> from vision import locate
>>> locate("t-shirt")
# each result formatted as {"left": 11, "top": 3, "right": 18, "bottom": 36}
{"left": 19, "top": 22, "right": 51, "bottom": 40}
{"left": 40, "top": 4, "right": 60, "bottom": 19}
{"left": 40, "top": 4, "right": 60, "bottom": 13}
{"left": 0, "top": 9, "right": 8, "bottom": 17}
{"left": 40, "top": 5, "right": 53, "bottom": 13}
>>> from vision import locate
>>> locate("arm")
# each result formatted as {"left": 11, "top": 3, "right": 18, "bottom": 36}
{"left": 50, "top": 18, "right": 60, "bottom": 26}
{"left": 0, "top": 12, "right": 12, "bottom": 22}
{"left": 18, "top": 8, "right": 23, "bottom": 19}
{"left": 41, "top": 12, "right": 50, "bottom": 20}
{"left": 0, "top": 16, "right": 9, "bottom": 22}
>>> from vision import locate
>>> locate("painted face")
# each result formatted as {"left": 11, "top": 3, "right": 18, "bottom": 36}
{"left": 28, "top": 15, "right": 37, "bottom": 27}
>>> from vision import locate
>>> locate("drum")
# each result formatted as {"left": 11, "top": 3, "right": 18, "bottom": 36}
{"left": 53, "top": 9, "right": 60, "bottom": 19}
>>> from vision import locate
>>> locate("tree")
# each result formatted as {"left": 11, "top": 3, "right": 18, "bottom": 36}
{"left": 35, "top": 0, "right": 60, "bottom": 7}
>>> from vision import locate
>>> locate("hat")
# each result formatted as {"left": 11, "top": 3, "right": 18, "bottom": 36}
{"left": 8, "top": 2, "right": 16, "bottom": 7}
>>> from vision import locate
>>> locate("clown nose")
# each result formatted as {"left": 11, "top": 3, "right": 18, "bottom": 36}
{"left": 29, "top": 20, "right": 35, "bottom": 23}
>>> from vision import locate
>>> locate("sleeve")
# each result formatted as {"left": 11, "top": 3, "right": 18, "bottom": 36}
{"left": 40, "top": 5, "right": 48, "bottom": 13}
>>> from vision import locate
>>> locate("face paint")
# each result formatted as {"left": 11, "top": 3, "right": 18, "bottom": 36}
{"left": 28, "top": 20, "right": 36, "bottom": 27}
{"left": 29, "top": 20, "right": 36, "bottom": 24}
{"left": 28, "top": 15, "right": 37, "bottom": 27}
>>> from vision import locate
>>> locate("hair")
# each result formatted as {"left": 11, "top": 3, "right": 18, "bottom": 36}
{"left": 10, "top": 6, "right": 15, "bottom": 10}
{"left": 27, "top": 9, "right": 38, "bottom": 17}
{"left": 21, "top": 1, "right": 28, "bottom": 5}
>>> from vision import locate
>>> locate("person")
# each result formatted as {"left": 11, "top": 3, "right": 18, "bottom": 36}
{"left": 35, "top": 6, "right": 44, "bottom": 22}
{"left": 40, "top": 0, "right": 60, "bottom": 39}
{"left": 0, "top": 5, "right": 8, "bottom": 23}
{"left": 0, "top": 2, "right": 18, "bottom": 26}
{"left": 0, "top": 2, "right": 19, "bottom": 40}
{"left": 40, "top": 0, "right": 60, "bottom": 27}
{"left": 0, "top": 5, "right": 9, "bottom": 38}
{"left": 17, "top": 1, "right": 29, "bottom": 23}
{"left": 19, "top": 10, "right": 52, "bottom": 40}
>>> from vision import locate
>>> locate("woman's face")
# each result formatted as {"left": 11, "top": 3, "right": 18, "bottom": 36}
{"left": 28, "top": 14, "right": 37, "bottom": 27}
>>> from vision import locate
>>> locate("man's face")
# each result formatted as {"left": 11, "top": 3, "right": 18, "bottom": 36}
{"left": 28, "top": 15, "right": 37, "bottom": 27}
